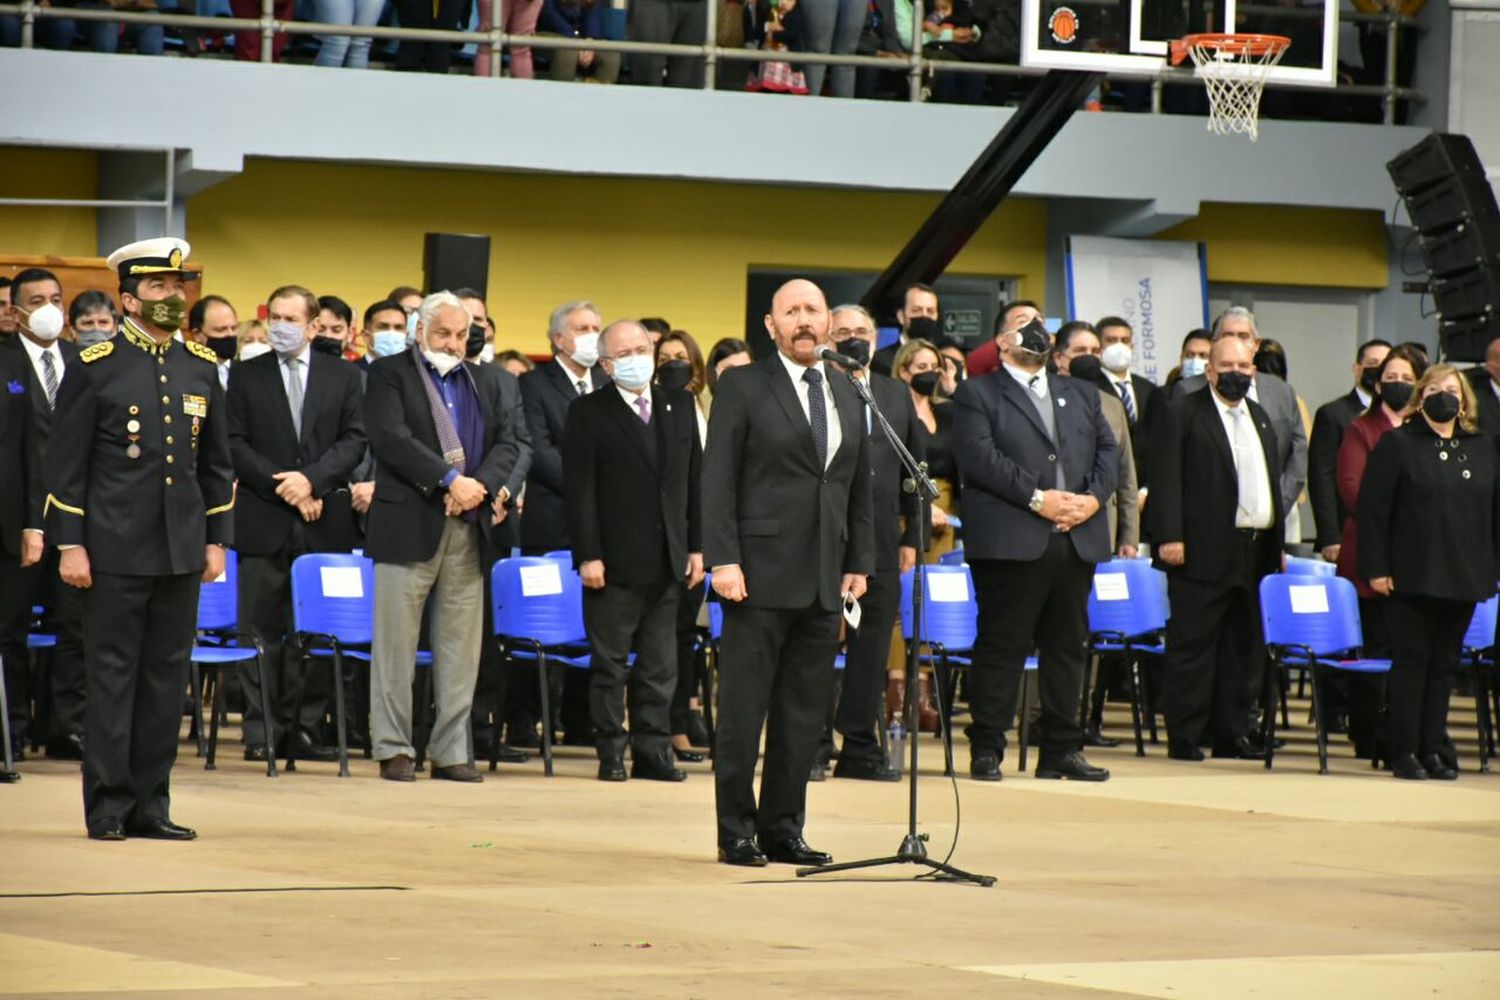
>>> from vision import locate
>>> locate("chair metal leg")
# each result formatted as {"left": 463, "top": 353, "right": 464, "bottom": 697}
{"left": 1475, "top": 668, "right": 1492, "bottom": 773}
{"left": 536, "top": 648, "right": 554, "bottom": 777}
{"left": 1144, "top": 658, "right": 1160, "bottom": 744}
{"left": 206, "top": 670, "right": 222, "bottom": 770}
{"left": 189, "top": 662, "right": 207, "bottom": 758}
{"left": 700, "top": 643, "right": 716, "bottom": 753}
{"left": 251, "top": 642, "right": 277, "bottom": 777}
{"left": 936, "top": 655, "right": 955, "bottom": 778}
{"left": 1310, "top": 667, "right": 1328, "bottom": 775}
{"left": 1261, "top": 657, "right": 1280, "bottom": 771}
{"left": 1017, "top": 669, "right": 1032, "bottom": 774}
{"left": 1128, "top": 655, "right": 1146, "bottom": 757}
{"left": 414, "top": 664, "right": 434, "bottom": 770}
{"left": 331, "top": 647, "right": 350, "bottom": 777}
{"left": 0, "top": 655, "right": 18, "bottom": 781}
{"left": 1279, "top": 667, "right": 1292, "bottom": 729}
{"left": 489, "top": 639, "right": 505, "bottom": 772}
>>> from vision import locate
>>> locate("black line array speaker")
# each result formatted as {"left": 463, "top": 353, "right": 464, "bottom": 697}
{"left": 1388, "top": 133, "right": 1500, "bottom": 361}
{"left": 423, "top": 233, "right": 490, "bottom": 300}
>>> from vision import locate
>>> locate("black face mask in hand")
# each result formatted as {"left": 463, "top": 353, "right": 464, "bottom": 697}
{"left": 833, "top": 338, "right": 871, "bottom": 366}
{"left": 1378, "top": 380, "right": 1413, "bottom": 412}
{"left": 310, "top": 336, "right": 344, "bottom": 358}
{"left": 1214, "top": 370, "right": 1253, "bottom": 403}
{"left": 1421, "top": 390, "right": 1461, "bottom": 423}
{"left": 465, "top": 323, "right": 487, "bottom": 360}
{"left": 910, "top": 371, "right": 941, "bottom": 397}
{"left": 656, "top": 359, "right": 694, "bottom": 391}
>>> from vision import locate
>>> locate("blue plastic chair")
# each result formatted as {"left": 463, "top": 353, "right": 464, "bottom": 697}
{"left": 542, "top": 550, "right": 572, "bottom": 562}
{"left": 290, "top": 552, "right": 377, "bottom": 777}
{"left": 1461, "top": 594, "right": 1498, "bottom": 771}
{"left": 490, "top": 557, "right": 588, "bottom": 776}
{"left": 899, "top": 565, "right": 983, "bottom": 774}
{"left": 1259, "top": 573, "right": 1391, "bottom": 774}
{"left": 937, "top": 549, "right": 967, "bottom": 567}
{"left": 1086, "top": 559, "right": 1169, "bottom": 756}
{"left": 190, "top": 550, "right": 276, "bottom": 776}
{"left": 1284, "top": 555, "right": 1337, "bottom": 577}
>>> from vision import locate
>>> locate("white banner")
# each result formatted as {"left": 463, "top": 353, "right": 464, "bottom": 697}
{"left": 1065, "top": 236, "right": 1210, "bottom": 387}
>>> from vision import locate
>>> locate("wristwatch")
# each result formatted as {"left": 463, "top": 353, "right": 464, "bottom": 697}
{"left": 1029, "top": 489, "right": 1045, "bottom": 513}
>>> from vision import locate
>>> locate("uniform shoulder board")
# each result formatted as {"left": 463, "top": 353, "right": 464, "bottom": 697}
{"left": 80, "top": 341, "right": 114, "bottom": 364}
{"left": 184, "top": 340, "right": 219, "bottom": 364}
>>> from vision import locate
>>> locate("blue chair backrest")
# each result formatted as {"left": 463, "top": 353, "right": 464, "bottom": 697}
{"left": 1284, "top": 555, "right": 1336, "bottom": 577}
{"left": 937, "top": 550, "right": 967, "bottom": 567}
{"left": 543, "top": 550, "right": 572, "bottom": 563}
{"left": 705, "top": 580, "right": 724, "bottom": 640}
{"left": 900, "top": 565, "right": 978, "bottom": 651}
{"left": 491, "top": 557, "right": 585, "bottom": 646}
{"left": 197, "top": 548, "right": 239, "bottom": 632}
{"left": 1087, "top": 558, "right": 1168, "bottom": 637}
{"left": 1463, "top": 594, "right": 1499, "bottom": 652}
{"left": 1259, "top": 573, "right": 1363, "bottom": 657}
{"left": 290, "top": 552, "right": 375, "bottom": 645}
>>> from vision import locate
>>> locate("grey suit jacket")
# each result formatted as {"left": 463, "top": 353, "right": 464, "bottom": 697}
{"left": 1099, "top": 391, "right": 1139, "bottom": 550}
{"left": 1172, "top": 371, "right": 1307, "bottom": 515}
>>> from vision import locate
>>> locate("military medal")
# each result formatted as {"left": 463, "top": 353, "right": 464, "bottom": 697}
{"left": 127, "top": 419, "right": 141, "bottom": 433}
{"left": 126, "top": 444, "right": 141, "bottom": 459}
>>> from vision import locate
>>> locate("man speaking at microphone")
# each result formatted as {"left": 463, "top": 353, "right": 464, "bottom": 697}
{"left": 704, "top": 279, "right": 874, "bottom": 867}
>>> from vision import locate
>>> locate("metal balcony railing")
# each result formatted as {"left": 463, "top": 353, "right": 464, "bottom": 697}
{"left": 0, "top": 1, "right": 1423, "bottom": 123}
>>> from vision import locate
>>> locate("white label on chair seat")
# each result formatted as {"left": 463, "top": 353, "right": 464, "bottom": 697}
{"left": 927, "top": 574, "right": 969, "bottom": 603}
{"left": 1289, "top": 584, "right": 1329, "bottom": 615}
{"left": 1094, "top": 573, "right": 1129, "bottom": 601}
{"left": 520, "top": 562, "right": 564, "bottom": 597}
{"left": 320, "top": 566, "right": 364, "bottom": 598}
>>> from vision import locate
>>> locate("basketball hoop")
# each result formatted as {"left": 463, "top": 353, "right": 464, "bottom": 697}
{"left": 1170, "top": 33, "right": 1291, "bottom": 142}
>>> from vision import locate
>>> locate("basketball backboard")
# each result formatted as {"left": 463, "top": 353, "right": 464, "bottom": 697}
{"left": 1020, "top": 0, "right": 1340, "bottom": 87}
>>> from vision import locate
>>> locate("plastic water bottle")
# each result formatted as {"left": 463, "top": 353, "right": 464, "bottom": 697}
{"left": 887, "top": 720, "right": 906, "bottom": 777}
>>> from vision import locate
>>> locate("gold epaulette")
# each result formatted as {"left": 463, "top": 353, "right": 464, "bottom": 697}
{"left": 184, "top": 340, "right": 219, "bottom": 364}
{"left": 80, "top": 341, "right": 114, "bottom": 364}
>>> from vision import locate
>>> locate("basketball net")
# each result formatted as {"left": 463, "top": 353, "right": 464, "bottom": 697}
{"left": 1170, "top": 34, "right": 1291, "bottom": 142}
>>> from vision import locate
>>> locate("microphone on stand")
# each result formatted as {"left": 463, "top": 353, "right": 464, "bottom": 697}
{"left": 818, "top": 346, "right": 867, "bottom": 370}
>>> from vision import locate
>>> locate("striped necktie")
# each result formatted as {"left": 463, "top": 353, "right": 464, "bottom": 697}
{"left": 1115, "top": 380, "right": 1136, "bottom": 423}
{"left": 41, "top": 350, "right": 59, "bottom": 410}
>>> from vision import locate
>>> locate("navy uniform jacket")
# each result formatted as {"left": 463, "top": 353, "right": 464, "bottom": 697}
{"left": 44, "top": 321, "right": 235, "bottom": 575}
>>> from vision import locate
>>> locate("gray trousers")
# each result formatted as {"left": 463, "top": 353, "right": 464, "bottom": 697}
{"left": 583, "top": 572, "right": 678, "bottom": 763}
{"left": 372, "top": 518, "right": 483, "bottom": 767}
{"left": 629, "top": 0, "right": 705, "bottom": 88}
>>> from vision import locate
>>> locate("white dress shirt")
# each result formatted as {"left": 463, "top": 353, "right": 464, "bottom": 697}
{"left": 1355, "top": 386, "right": 1373, "bottom": 410}
{"left": 1212, "top": 390, "right": 1274, "bottom": 530}
{"left": 18, "top": 334, "right": 65, "bottom": 402}
{"left": 1002, "top": 361, "right": 1048, "bottom": 399}
{"left": 278, "top": 347, "right": 311, "bottom": 405}
{"left": 217, "top": 360, "right": 232, "bottom": 392}
{"left": 777, "top": 350, "right": 842, "bottom": 469}
{"left": 615, "top": 382, "right": 650, "bottom": 420}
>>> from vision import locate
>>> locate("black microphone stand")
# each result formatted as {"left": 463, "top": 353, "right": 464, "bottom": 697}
{"left": 798, "top": 362, "right": 994, "bottom": 887}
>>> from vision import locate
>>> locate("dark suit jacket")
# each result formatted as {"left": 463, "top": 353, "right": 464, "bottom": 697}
{"left": 562, "top": 384, "right": 701, "bottom": 586}
{"left": 470, "top": 361, "right": 533, "bottom": 504}
{"left": 0, "top": 340, "right": 33, "bottom": 558}
{"left": 950, "top": 368, "right": 1118, "bottom": 563}
{"left": 1465, "top": 366, "right": 1500, "bottom": 438}
{"left": 1, "top": 336, "right": 79, "bottom": 531}
{"left": 1307, "top": 388, "right": 1366, "bottom": 548}
{"left": 703, "top": 355, "right": 874, "bottom": 612}
{"left": 1109, "top": 372, "right": 1159, "bottom": 489}
{"left": 1172, "top": 371, "right": 1307, "bottom": 516}
{"left": 518, "top": 359, "right": 610, "bottom": 552}
{"left": 226, "top": 349, "right": 368, "bottom": 556}
{"left": 863, "top": 372, "right": 924, "bottom": 573}
{"left": 1147, "top": 387, "right": 1285, "bottom": 583}
{"left": 870, "top": 342, "right": 900, "bottom": 378}
{"left": 363, "top": 351, "right": 523, "bottom": 564}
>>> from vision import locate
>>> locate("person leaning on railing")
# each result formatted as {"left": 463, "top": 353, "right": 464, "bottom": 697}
{"left": 540, "top": 0, "right": 622, "bottom": 83}
{"left": 0, "top": 0, "right": 165, "bottom": 54}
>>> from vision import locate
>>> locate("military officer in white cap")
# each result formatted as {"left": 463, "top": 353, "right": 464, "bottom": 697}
{"left": 45, "top": 237, "right": 235, "bottom": 841}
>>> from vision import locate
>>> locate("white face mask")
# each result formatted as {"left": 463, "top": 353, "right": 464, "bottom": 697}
{"left": 569, "top": 332, "right": 600, "bottom": 368}
{"left": 478, "top": 343, "right": 495, "bottom": 365}
{"left": 24, "top": 303, "right": 64, "bottom": 342}
{"left": 1101, "top": 342, "right": 1133, "bottom": 374}
{"left": 239, "top": 342, "right": 272, "bottom": 362}
{"left": 423, "top": 348, "right": 462, "bottom": 377}
{"left": 267, "top": 321, "right": 306, "bottom": 357}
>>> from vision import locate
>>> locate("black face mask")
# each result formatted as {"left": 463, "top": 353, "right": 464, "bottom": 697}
{"left": 1214, "top": 370, "right": 1253, "bottom": 403}
{"left": 1359, "top": 366, "right": 1381, "bottom": 392}
{"left": 656, "top": 359, "right": 694, "bottom": 392}
{"left": 1378, "top": 380, "right": 1413, "bottom": 412}
{"left": 1067, "top": 354, "right": 1104, "bottom": 384}
{"left": 465, "top": 323, "right": 487, "bottom": 360}
{"left": 834, "top": 337, "right": 871, "bottom": 366}
{"left": 1011, "top": 317, "right": 1052, "bottom": 360}
{"left": 1422, "top": 390, "right": 1461, "bottom": 423}
{"left": 910, "top": 371, "right": 941, "bottom": 397}
{"left": 906, "top": 315, "right": 942, "bottom": 342}
{"left": 206, "top": 335, "right": 237, "bottom": 361}
{"left": 310, "top": 336, "right": 344, "bottom": 358}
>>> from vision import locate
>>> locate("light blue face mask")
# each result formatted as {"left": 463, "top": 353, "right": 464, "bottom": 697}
{"left": 610, "top": 353, "right": 655, "bottom": 390}
{"left": 372, "top": 330, "right": 408, "bottom": 358}
{"left": 1181, "top": 356, "right": 1208, "bottom": 379}
{"left": 406, "top": 309, "right": 420, "bottom": 345}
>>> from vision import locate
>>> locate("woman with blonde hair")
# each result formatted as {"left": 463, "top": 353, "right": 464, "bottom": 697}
{"left": 235, "top": 319, "right": 270, "bottom": 361}
{"left": 1358, "top": 363, "right": 1500, "bottom": 781}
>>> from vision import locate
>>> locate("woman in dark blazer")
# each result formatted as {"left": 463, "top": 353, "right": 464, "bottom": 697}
{"left": 1358, "top": 363, "right": 1500, "bottom": 781}
{"left": 1334, "top": 344, "right": 1425, "bottom": 760}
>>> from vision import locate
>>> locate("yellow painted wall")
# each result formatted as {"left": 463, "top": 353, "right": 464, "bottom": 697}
{"left": 186, "top": 160, "right": 1049, "bottom": 354}
{"left": 1159, "top": 202, "right": 1389, "bottom": 289}
{"left": 0, "top": 149, "right": 100, "bottom": 257}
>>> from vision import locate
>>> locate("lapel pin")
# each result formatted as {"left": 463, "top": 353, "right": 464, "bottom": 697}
{"left": 1057, "top": 397, "right": 1067, "bottom": 407}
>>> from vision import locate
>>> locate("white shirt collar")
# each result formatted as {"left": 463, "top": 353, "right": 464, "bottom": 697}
{"left": 615, "top": 382, "right": 649, "bottom": 407}
{"left": 18, "top": 334, "right": 61, "bottom": 365}
{"left": 1002, "top": 361, "right": 1047, "bottom": 398}
{"left": 1210, "top": 387, "right": 1246, "bottom": 418}
{"left": 777, "top": 349, "right": 828, "bottom": 386}
{"left": 1355, "top": 386, "right": 1372, "bottom": 409}
{"left": 278, "top": 345, "right": 310, "bottom": 365}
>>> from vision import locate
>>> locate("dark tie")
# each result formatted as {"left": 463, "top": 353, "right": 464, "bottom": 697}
{"left": 1116, "top": 380, "right": 1137, "bottom": 423}
{"left": 40, "top": 350, "right": 58, "bottom": 410}
{"left": 576, "top": 379, "right": 589, "bottom": 396}
{"left": 1028, "top": 374, "right": 1041, "bottom": 396}
{"left": 803, "top": 367, "right": 827, "bottom": 468}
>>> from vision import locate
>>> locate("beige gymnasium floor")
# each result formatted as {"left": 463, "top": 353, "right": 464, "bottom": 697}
{"left": 2, "top": 705, "right": 1499, "bottom": 999}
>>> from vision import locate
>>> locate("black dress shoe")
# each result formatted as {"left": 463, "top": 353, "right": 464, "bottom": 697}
{"left": 505, "top": 725, "right": 541, "bottom": 749}
{"left": 832, "top": 757, "right": 902, "bottom": 782}
{"left": 244, "top": 744, "right": 270, "bottom": 762}
{"left": 88, "top": 819, "right": 127, "bottom": 841}
{"left": 598, "top": 757, "right": 627, "bottom": 782}
{"left": 281, "top": 729, "right": 339, "bottom": 762}
{"left": 718, "top": 837, "right": 768, "bottom": 867}
{"left": 1244, "top": 731, "right": 1285, "bottom": 752}
{"left": 1421, "top": 753, "right": 1459, "bottom": 781}
{"left": 970, "top": 751, "right": 1002, "bottom": 781}
{"left": 1167, "top": 742, "right": 1206, "bottom": 762}
{"left": 1211, "top": 737, "right": 1268, "bottom": 761}
{"left": 631, "top": 758, "right": 688, "bottom": 782}
{"left": 1036, "top": 750, "right": 1110, "bottom": 781}
{"left": 672, "top": 746, "right": 705, "bottom": 763}
{"left": 1391, "top": 754, "right": 1428, "bottom": 780}
{"left": 808, "top": 763, "right": 827, "bottom": 782}
{"left": 1083, "top": 728, "right": 1120, "bottom": 749}
{"left": 495, "top": 743, "right": 529, "bottom": 764}
{"left": 127, "top": 817, "right": 197, "bottom": 841}
{"left": 685, "top": 712, "right": 712, "bottom": 749}
{"left": 45, "top": 734, "right": 85, "bottom": 760}
{"left": 759, "top": 836, "right": 832, "bottom": 866}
